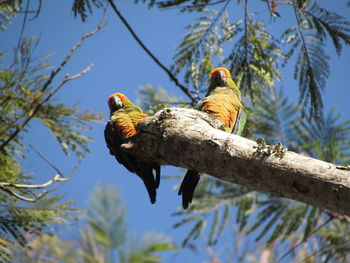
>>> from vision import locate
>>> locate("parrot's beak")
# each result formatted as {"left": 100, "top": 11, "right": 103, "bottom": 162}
{"left": 108, "top": 96, "right": 123, "bottom": 111}
{"left": 112, "top": 96, "right": 123, "bottom": 108}
{"left": 213, "top": 70, "right": 228, "bottom": 86}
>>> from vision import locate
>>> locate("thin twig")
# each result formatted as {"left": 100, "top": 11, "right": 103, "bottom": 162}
{"left": 0, "top": 144, "right": 83, "bottom": 202}
{"left": 292, "top": 1, "right": 311, "bottom": 70}
{"left": 15, "top": 0, "right": 30, "bottom": 55}
{"left": 29, "top": 0, "right": 42, "bottom": 21}
{"left": 29, "top": 144, "right": 63, "bottom": 177}
{"left": 107, "top": 0, "right": 197, "bottom": 103}
{"left": 68, "top": 158, "right": 83, "bottom": 177}
{"left": 265, "top": 0, "right": 274, "bottom": 17}
{"left": 0, "top": 18, "right": 105, "bottom": 151}
{"left": 161, "top": 0, "right": 226, "bottom": 10}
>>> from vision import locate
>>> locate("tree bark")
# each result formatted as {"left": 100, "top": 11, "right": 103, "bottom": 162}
{"left": 122, "top": 108, "right": 350, "bottom": 216}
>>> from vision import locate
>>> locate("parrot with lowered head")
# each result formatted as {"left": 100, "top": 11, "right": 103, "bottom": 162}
{"left": 178, "top": 67, "right": 246, "bottom": 209}
{"left": 104, "top": 93, "right": 160, "bottom": 204}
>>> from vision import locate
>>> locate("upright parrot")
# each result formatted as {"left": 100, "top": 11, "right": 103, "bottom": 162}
{"left": 104, "top": 93, "right": 160, "bottom": 204}
{"left": 178, "top": 67, "right": 246, "bottom": 209}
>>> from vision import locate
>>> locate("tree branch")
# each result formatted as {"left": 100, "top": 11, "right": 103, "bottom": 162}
{"left": 0, "top": 174, "right": 69, "bottom": 202}
{"left": 107, "top": 0, "right": 197, "bottom": 103}
{"left": 122, "top": 108, "right": 350, "bottom": 216}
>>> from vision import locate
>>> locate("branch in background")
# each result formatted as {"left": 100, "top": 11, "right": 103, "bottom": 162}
{"left": 107, "top": 0, "right": 197, "bottom": 104}
{"left": 292, "top": 0, "right": 325, "bottom": 120}
{"left": 0, "top": 174, "right": 69, "bottom": 202}
{"left": 0, "top": 17, "right": 106, "bottom": 151}
{"left": 29, "top": 0, "right": 42, "bottom": 21}
{"left": 29, "top": 144, "right": 63, "bottom": 176}
{"left": 15, "top": 0, "right": 31, "bottom": 54}
{"left": 0, "top": 144, "right": 82, "bottom": 202}
{"left": 122, "top": 108, "right": 350, "bottom": 216}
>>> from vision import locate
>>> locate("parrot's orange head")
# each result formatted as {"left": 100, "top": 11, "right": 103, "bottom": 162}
{"left": 210, "top": 67, "right": 231, "bottom": 87}
{"left": 108, "top": 93, "right": 128, "bottom": 111}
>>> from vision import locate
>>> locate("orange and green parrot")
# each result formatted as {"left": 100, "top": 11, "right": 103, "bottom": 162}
{"left": 178, "top": 67, "right": 246, "bottom": 209}
{"left": 104, "top": 93, "right": 160, "bottom": 204}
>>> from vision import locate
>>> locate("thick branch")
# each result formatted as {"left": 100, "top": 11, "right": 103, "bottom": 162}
{"left": 122, "top": 108, "right": 350, "bottom": 216}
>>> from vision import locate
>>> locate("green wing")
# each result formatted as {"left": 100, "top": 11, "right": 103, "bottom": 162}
{"left": 232, "top": 108, "right": 247, "bottom": 136}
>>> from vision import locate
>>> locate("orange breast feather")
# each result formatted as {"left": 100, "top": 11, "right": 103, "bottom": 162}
{"left": 113, "top": 112, "right": 148, "bottom": 138}
{"left": 199, "top": 98, "right": 238, "bottom": 132}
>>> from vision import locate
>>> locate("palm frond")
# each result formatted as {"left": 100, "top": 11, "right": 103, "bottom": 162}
{"left": 0, "top": 1, "right": 19, "bottom": 31}
{"left": 292, "top": 107, "right": 350, "bottom": 165}
{"left": 0, "top": 37, "right": 103, "bottom": 158}
{"left": 80, "top": 185, "right": 177, "bottom": 263}
{"left": 248, "top": 87, "right": 300, "bottom": 149}
{"left": 227, "top": 20, "right": 282, "bottom": 102}
{"left": 72, "top": 0, "right": 105, "bottom": 22}
{"left": 171, "top": 8, "right": 231, "bottom": 93}
{"left": 247, "top": 196, "right": 323, "bottom": 244}
{"left": 136, "top": 85, "right": 186, "bottom": 115}
{"left": 304, "top": 2, "right": 350, "bottom": 55}
{"left": 318, "top": 220, "right": 350, "bottom": 262}
{"left": 281, "top": 0, "right": 349, "bottom": 120}
{"left": 173, "top": 176, "right": 256, "bottom": 246}
{"left": 0, "top": 195, "right": 80, "bottom": 261}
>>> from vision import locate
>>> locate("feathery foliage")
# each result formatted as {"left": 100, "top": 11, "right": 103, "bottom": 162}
{"left": 136, "top": 85, "right": 187, "bottom": 115}
{"left": 122, "top": 0, "right": 350, "bottom": 260}
{"left": 135, "top": 0, "right": 350, "bottom": 120}
{"left": 227, "top": 19, "right": 282, "bottom": 101}
{"left": 0, "top": 37, "right": 102, "bottom": 158}
{"left": 304, "top": 2, "right": 350, "bottom": 56}
{"left": 171, "top": 87, "right": 350, "bottom": 260}
{"left": 72, "top": 0, "right": 105, "bottom": 22}
{"left": 0, "top": 1, "right": 19, "bottom": 31}
{"left": 70, "top": 0, "right": 350, "bottom": 118}
{"left": 278, "top": 0, "right": 350, "bottom": 119}
{"left": 14, "top": 185, "right": 177, "bottom": 263}
{"left": 14, "top": 233, "right": 79, "bottom": 263}
{"left": 0, "top": 36, "right": 101, "bottom": 260}
{"left": 42, "top": 0, "right": 350, "bottom": 261}
{"left": 173, "top": 177, "right": 257, "bottom": 247}
{"left": 171, "top": 8, "right": 228, "bottom": 94}
{"left": 80, "top": 185, "right": 177, "bottom": 263}
{"left": 316, "top": 220, "right": 350, "bottom": 262}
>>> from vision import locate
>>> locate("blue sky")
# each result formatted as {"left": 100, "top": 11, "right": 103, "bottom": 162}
{"left": 2, "top": 1, "right": 350, "bottom": 262}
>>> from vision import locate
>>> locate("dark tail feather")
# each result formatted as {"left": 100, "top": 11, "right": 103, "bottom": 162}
{"left": 178, "top": 170, "right": 201, "bottom": 209}
{"left": 141, "top": 168, "right": 157, "bottom": 204}
{"left": 154, "top": 165, "right": 161, "bottom": 189}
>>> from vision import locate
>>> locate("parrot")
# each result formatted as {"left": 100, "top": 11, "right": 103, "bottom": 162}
{"left": 104, "top": 93, "right": 160, "bottom": 204}
{"left": 178, "top": 67, "right": 246, "bottom": 209}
